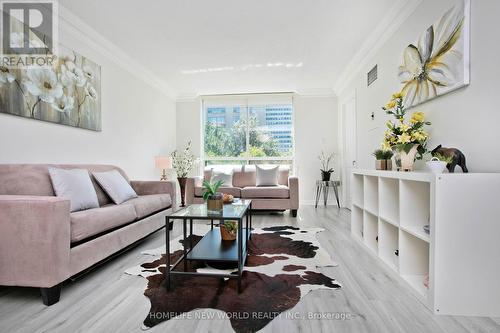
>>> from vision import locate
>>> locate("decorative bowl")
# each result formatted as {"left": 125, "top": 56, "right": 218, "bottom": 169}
{"left": 426, "top": 157, "right": 447, "bottom": 174}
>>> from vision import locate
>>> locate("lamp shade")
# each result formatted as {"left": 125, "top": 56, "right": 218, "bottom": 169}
{"left": 155, "top": 156, "right": 172, "bottom": 169}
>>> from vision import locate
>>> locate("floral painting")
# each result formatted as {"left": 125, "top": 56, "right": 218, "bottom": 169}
{"left": 0, "top": 43, "right": 101, "bottom": 131}
{"left": 398, "top": 0, "right": 470, "bottom": 108}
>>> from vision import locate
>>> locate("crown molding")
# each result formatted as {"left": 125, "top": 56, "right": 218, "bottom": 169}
{"left": 57, "top": 5, "right": 176, "bottom": 99}
{"left": 176, "top": 93, "right": 200, "bottom": 103}
{"left": 333, "top": 0, "right": 423, "bottom": 96}
{"left": 294, "top": 88, "right": 336, "bottom": 98}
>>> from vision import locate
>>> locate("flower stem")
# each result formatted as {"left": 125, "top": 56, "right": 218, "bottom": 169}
{"left": 31, "top": 99, "right": 40, "bottom": 118}
{"left": 14, "top": 79, "right": 31, "bottom": 114}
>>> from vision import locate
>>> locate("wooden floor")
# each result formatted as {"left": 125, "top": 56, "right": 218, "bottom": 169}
{"left": 1, "top": 206, "right": 499, "bottom": 333}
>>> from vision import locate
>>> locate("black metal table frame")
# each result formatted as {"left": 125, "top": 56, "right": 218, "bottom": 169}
{"left": 164, "top": 202, "right": 252, "bottom": 293}
{"left": 315, "top": 180, "right": 341, "bottom": 208}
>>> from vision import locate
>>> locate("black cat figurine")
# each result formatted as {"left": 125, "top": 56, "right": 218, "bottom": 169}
{"left": 431, "top": 145, "right": 468, "bottom": 173}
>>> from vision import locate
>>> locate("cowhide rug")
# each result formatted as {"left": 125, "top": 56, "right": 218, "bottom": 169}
{"left": 125, "top": 225, "right": 341, "bottom": 332}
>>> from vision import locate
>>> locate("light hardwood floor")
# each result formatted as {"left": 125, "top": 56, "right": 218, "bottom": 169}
{"left": 1, "top": 206, "right": 499, "bottom": 333}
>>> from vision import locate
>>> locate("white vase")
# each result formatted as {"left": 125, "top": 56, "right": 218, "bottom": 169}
{"left": 394, "top": 144, "right": 419, "bottom": 172}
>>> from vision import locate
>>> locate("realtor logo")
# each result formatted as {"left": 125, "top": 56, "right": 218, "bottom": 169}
{"left": 1, "top": 0, "right": 57, "bottom": 67}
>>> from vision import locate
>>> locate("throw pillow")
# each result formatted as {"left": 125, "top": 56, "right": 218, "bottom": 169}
{"left": 48, "top": 168, "right": 100, "bottom": 212}
{"left": 92, "top": 170, "right": 138, "bottom": 204}
{"left": 256, "top": 165, "right": 279, "bottom": 186}
{"left": 211, "top": 170, "right": 233, "bottom": 187}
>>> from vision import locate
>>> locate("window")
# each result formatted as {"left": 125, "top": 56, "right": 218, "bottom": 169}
{"left": 202, "top": 94, "right": 294, "bottom": 167}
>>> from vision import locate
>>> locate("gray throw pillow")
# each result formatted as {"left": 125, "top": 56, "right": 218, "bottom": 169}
{"left": 92, "top": 170, "right": 138, "bottom": 204}
{"left": 48, "top": 168, "right": 99, "bottom": 212}
{"left": 256, "top": 165, "right": 279, "bottom": 186}
{"left": 211, "top": 170, "right": 233, "bottom": 187}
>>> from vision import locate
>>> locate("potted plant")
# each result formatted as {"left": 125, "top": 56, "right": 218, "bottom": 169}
{"left": 426, "top": 153, "right": 453, "bottom": 174}
{"left": 372, "top": 149, "right": 394, "bottom": 170}
{"left": 381, "top": 92, "right": 431, "bottom": 171}
{"left": 319, "top": 151, "right": 334, "bottom": 181}
{"left": 220, "top": 220, "right": 238, "bottom": 241}
{"left": 171, "top": 141, "right": 196, "bottom": 206}
{"left": 202, "top": 179, "right": 224, "bottom": 214}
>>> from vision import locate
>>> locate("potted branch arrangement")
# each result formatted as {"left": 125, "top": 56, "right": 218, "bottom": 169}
{"left": 381, "top": 92, "right": 431, "bottom": 171}
{"left": 202, "top": 179, "right": 224, "bottom": 214}
{"left": 171, "top": 141, "right": 196, "bottom": 207}
{"left": 319, "top": 151, "right": 334, "bottom": 181}
{"left": 372, "top": 149, "right": 394, "bottom": 170}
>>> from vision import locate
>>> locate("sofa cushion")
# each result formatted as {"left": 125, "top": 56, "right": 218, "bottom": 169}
{"left": 93, "top": 170, "right": 138, "bottom": 204}
{"left": 70, "top": 204, "right": 137, "bottom": 242}
{"left": 194, "top": 186, "right": 241, "bottom": 198}
{"left": 241, "top": 185, "right": 290, "bottom": 199}
{"left": 256, "top": 165, "right": 279, "bottom": 186}
{"left": 126, "top": 194, "right": 172, "bottom": 219}
{"left": 210, "top": 170, "right": 233, "bottom": 187}
{"left": 48, "top": 167, "right": 99, "bottom": 212}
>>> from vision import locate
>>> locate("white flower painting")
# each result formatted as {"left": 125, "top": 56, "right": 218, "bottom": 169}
{"left": 398, "top": 0, "right": 470, "bottom": 108}
{"left": 0, "top": 43, "right": 101, "bottom": 131}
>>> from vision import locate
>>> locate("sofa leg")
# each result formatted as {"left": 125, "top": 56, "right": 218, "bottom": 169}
{"left": 40, "top": 284, "right": 61, "bottom": 306}
{"left": 291, "top": 209, "right": 297, "bottom": 217}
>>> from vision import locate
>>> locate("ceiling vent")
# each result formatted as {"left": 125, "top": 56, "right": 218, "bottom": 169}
{"left": 367, "top": 65, "right": 377, "bottom": 86}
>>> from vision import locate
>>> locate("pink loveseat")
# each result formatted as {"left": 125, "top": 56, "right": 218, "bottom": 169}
{"left": 185, "top": 165, "right": 299, "bottom": 217}
{"left": 0, "top": 164, "right": 176, "bottom": 305}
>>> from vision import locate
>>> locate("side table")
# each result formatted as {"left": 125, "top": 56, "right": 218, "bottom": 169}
{"left": 315, "top": 180, "right": 341, "bottom": 208}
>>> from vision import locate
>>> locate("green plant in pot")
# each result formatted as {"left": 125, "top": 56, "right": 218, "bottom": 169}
{"left": 372, "top": 149, "right": 394, "bottom": 170}
{"left": 319, "top": 151, "right": 334, "bottom": 181}
{"left": 202, "top": 179, "right": 224, "bottom": 214}
{"left": 220, "top": 220, "right": 238, "bottom": 241}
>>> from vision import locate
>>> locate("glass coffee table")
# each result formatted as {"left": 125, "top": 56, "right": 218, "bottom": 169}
{"left": 164, "top": 199, "right": 252, "bottom": 293}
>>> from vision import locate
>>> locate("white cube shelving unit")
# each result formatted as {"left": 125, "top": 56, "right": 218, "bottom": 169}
{"left": 351, "top": 169, "right": 500, "bottom": 317}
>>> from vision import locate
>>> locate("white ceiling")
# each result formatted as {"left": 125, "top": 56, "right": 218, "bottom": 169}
{"left": 59, "top": 0, "right": 401, "bottom": 98}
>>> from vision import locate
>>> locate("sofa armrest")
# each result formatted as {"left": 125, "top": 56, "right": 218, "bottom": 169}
{"left": 130, "top": 180, "right": 177, "bottom": 210}
{"left": 288, "top": 177, "right": 299, "bottom": 209}
{"left": 0, "top": 195, "right": 71, "bottom": 288}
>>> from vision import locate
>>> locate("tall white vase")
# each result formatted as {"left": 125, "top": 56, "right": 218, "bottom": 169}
{"left": 394, "top": 144, "right": 419, "bottom": 171}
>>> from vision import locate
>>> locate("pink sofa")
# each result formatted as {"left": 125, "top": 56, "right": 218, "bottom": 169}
{"left": 0, "top": 164, "right": 176, "bottom": 305}
{"left": 185, "top": 165, "right": 299, "bottom": 216}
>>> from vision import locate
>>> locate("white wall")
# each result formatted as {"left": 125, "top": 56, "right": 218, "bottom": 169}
{"left": 0, "top": 17, "right": 176, "bottom": 180}
{"left": 176, "top": 98, "right": 202, "bottom": 159}
{"left": 175, "top": 94, "right": 339, "bottom": 204}
{"left": 294, "top": 95, "right": 339, "bottom": 204}
{"left": 338, "top": 0, "right": 500, "bottom": 172}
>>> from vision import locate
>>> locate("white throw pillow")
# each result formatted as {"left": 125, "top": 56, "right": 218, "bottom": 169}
{"left": 92, "top": 170, "right": 138, "bottom": 204}
{"left": 256, "top": 165, "right": 279, "bottom": 186}
{"left": 48, "top": 168, "right": 100, "bottom": 212}
{"left": 211, "top": 170, "right": 233, "bottom": 187}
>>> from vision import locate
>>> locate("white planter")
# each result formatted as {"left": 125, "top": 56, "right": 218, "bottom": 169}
{"left": 426, "top": 157, "right": 447, "bottom": 174}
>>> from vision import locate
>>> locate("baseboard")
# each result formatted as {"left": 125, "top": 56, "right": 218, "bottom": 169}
{"left": 300, "top": 200, "right": 341, "bottom": 206}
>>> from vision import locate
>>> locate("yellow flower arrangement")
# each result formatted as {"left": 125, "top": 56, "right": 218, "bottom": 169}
{"left": 385, "top": 100, "right": 397, "bottom": 110}
{"left": 381, "top": 140, "right": 392, "bottom": 151}
{"left": 410, "top": 111, "right": 425, "bottom": 123}
{"left": 392, "top": 92, "right": 404, "bottom": 100}
{"left": 380, "top": 91, "right": 431, "bottom": 159}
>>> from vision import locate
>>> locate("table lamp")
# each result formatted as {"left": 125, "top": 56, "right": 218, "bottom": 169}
{"left": 155, "top": 156, "right": 172, "bottom": 181}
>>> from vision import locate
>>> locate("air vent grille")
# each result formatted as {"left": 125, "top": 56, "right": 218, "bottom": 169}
{"left": 367, "top": 65, "right": 377, "bottom": 86}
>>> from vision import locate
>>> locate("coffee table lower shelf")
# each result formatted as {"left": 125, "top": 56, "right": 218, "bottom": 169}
{"left": 185, "top": 228, "right": 250, "bottom": 262}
